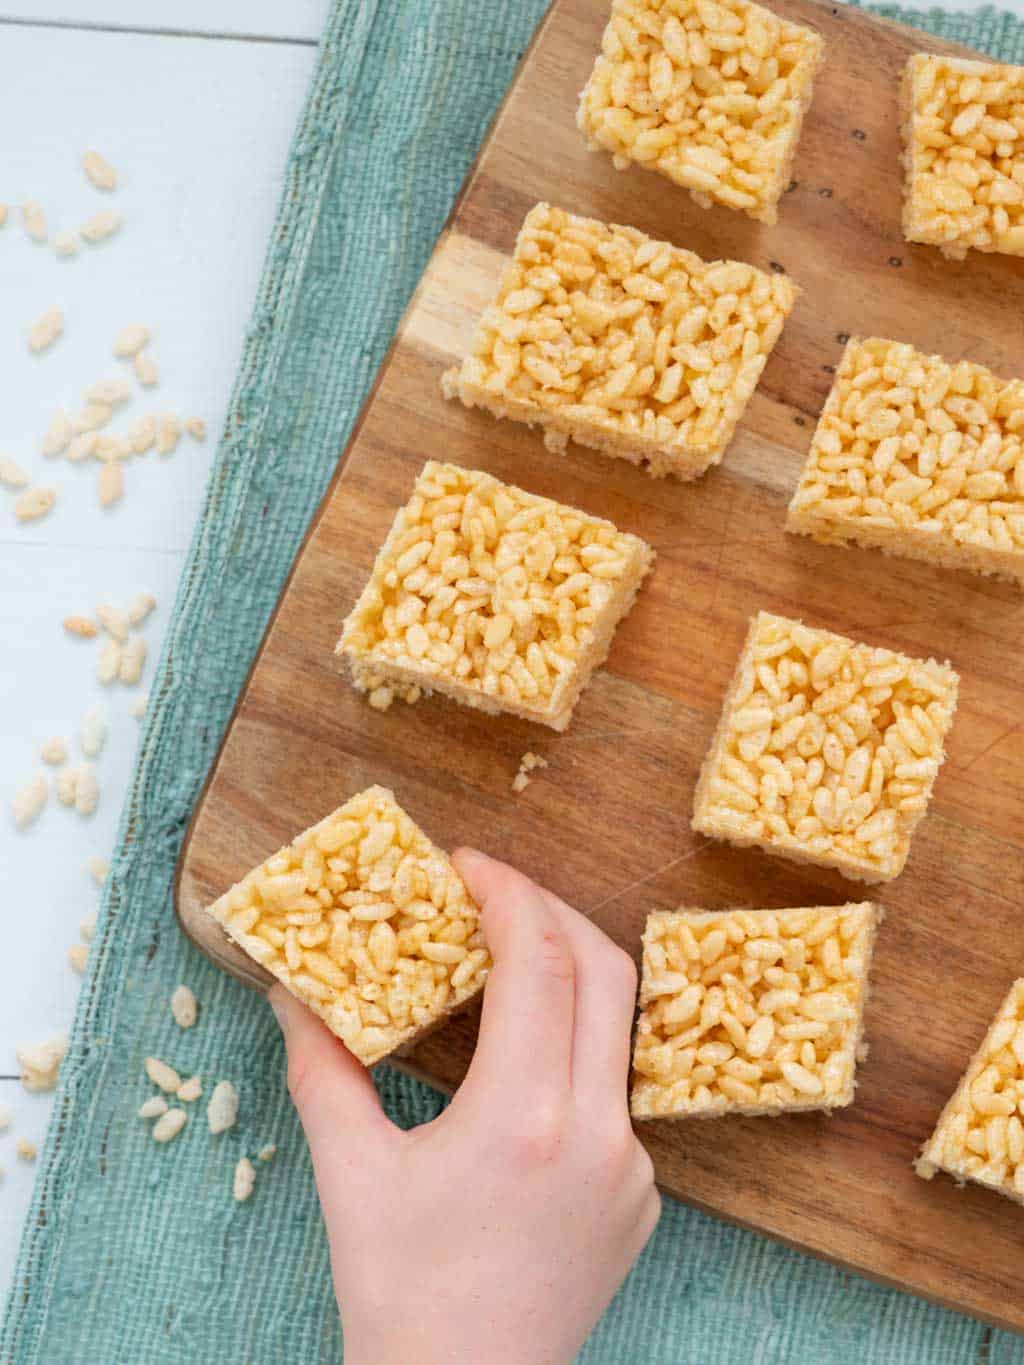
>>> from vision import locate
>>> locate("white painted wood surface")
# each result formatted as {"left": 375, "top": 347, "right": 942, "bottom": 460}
{"left": 0, "top": 15, "right": 317, "bottom": 1303}
{"left": 0, "top": 0, "right": 328, "bottom": 39}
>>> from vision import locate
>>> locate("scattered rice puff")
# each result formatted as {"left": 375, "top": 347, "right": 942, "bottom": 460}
{"left": 338, "top": 462, "right": 653, "bottom": 730}
{"left": 258, "top": 1143, "right": 277, "bottom": 1162}
{"left": 74, "top": 764, "right": 99, "bottom": 817}
{"left": 67, "top": 434, "right": 99, "bottom": 464}
{"left": 119, "top": 635, "right": 147, "bottom": 685}
{"left": 82, "top": 149, "right": 117, "bottom": 192}
{"left": 27, "top": 307, "right": 63, "bottom": 354}
{"left": 56, "top": 765, "right": 80, "bottom": 807}
{"left": 81, "top": 705, "right": 107, "bottom": 756}
{"left": 11, "top": 774, "right": 47, "bottom": 829}
{"left": 185, "top": 417, "right": 206, "bottom": 442}
{"left": 80, "top": 910, "right": 97, "bottom": 942}
{"left": 177, "top": 1075, "right": 202, "bottom": 1103}
{"left": 631, "top": 903, "right": 881, "bottom": 1119}
{"left": 206, "top": 786, "right": 491, "bottom": 1066}
{"left": 113, "top": 324, "right": 150, "bottom": 358}
{"left": 0, "top": 203, "right": 7, "bottom": 228}
{"left": 152, "top": 1109, "right": 187, "bottom": 1143}
{"left": 134, "top": 352, "right": 158, "bottom": 387}
{"left": 68, "top": 943, "right": 89, "bottom": 975}
{"left": 96, "top": 605, "right": 129, "bottom": 641}
{"left": 138, "top": 1096, "right": 168, "bottom": 1120}
{"left": 54, "top": 231, "right": 78, "bottom": 259}
{"left": 87, "top": 856, "right": 108, "bottom": 886}
{"left": 97, "top": 639, "right": 121, "bottom": 684}
{"left": 17, "top": 1035, "right": 67, "bottom": 1093}
{"left": 21, "top": 200, "right": 46, "bottom": 243}
{"left": 40, "top": 737, "right": 68, "bottom": 766}
{"left": 692, "top": 611, "right": 959, "bottom": 882}
{"left": 14, "top": 487, "right": 57, "bottom": 523}
{"left": 788, "top": 338, "right": 1024, "bottom": 586}
{"left": 156, "top": 415, "right": 180, "bottom": 455}
{"left": 0, "top": 1107, "right": 9, "bottom": 1132}
{"left": 0, "top": 457, "right": 29, "bottom": 490}
{"left": 233, "top": 1156, "right": 256, "bottom": 1202}
{"left": 130, "top": 690, "right": 150, "bottom": 720}
{"left": 577, "top": 0, "right": 824, "bottom": 226}
{"left": 71, "top": 404, "right": 112, "bottom": 436}
{"left": 918, "top": 979, "right": 1024, "bottom": 1205}
{"left": 16, "top": 1139, "right": 37, "bottom": 1163}
{"left": 170, "top": 984, "right": 198, "bottom": 1029}
{"left": 85, "top": 378, "right": 131, "bottom": 408}
{"left": 207, "top": 1080, "right": 239, "bottom": 1135}
{"left": 512, "top": 751, "right": 549, "bottom": 793}
{"left": 128, "top": 591, "right": 156, "bottom": 625}
{"left": 902, "top": 53, "right": 1024, "bottom": 261}
{"left": 442, "top": 203, "right": 797, "bottom": 479}
{"left": 145, "top": 1057, "right": 181, "bottom": 1093}
{"left": 98, "top": 460, "right": 124, "bottom": 508}
{"left": 64, "top": 614, "right": 98, "bottom": 638}
{"left": 81, "top": 210, "right": 121, "bottom": 243}
{"left": 42, "top": 408, "right": 72, "bottom": 458}
{"left": 129, "top": 416, "right": 156, "bottom": 453}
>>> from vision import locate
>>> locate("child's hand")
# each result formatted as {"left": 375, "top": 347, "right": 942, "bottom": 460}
{"left": 270, "top": 848, "right": 660, "bottom": 1365}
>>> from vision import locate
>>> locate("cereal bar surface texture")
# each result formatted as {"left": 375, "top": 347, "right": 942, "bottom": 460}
{"left": 206, "top": 786, "right": 490, "bottom": 1066}
{"left": 918, "top": 980, "right": 1024, "bottom": 1205}
{"left": 337, "top": 461, "right": 653, "bottom": 730}
{"left": 692, "top": 612, "right": 958, "bottom": 882}
{"left": 902, "top": 53, "right": 1024, "bottom": 260}
{"left": 631, "top": 903, "right": 880, "bottom": 1119}
{"left": 442, "top": 203, "right": 796, "bottom": 480}
{"left": 787, "top": 338, "right": 1024, "bottom": 586}
{"left": 577, "top": 0, "right": 823, "bottom": 225}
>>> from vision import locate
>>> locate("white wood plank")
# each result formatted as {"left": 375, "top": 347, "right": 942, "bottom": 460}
{"left": 0, "top": 1, "right": 328, "bottom": 41}
{"left": 0, "top": 22, "right": 316, "bottom": 1301}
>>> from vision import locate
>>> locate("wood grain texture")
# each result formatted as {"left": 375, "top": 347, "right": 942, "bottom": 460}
{"left": 176, "top": 0, "right": 1024, "bottom": 1330}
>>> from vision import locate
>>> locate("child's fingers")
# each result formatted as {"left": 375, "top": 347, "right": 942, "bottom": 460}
{"left": 269, "top": 984, "right": 394, "bottom": 1159}
{"left": 453, "top": 848, "right": 576, "bottom": 1113}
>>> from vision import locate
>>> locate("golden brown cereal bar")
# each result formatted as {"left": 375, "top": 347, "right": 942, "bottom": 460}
{"left": 577, "top": 0, "right": 823, "bottom": 225}
{"left": 206, "top": 786, "right": 490, "bottom": 1066}
{"left": 917, "top": 980, "right": 1024, "bottom": 1206}
{"left": 787, "top": 337, "right": 1024, "bottom": 587}
{"left": 692, "top": 612, "right": 958, "bottom": 882}
{"left": 337, "top": 461, "right": 653, "bottom": 731}
{"left": 902, "top": 53, "right": 1024, "bottom": 260}
{"left": 631, "top": 903, "right": 880, "bottom": 1119}
{"left": 442, "top": 203, "right": 796, "bottom": 480}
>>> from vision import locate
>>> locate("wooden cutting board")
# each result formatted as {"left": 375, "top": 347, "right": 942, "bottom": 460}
{"left": 176, "top": 0, "right": 1024, "bottom": 1331}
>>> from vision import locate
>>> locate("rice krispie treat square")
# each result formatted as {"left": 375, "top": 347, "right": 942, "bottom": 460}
{"left": 902, "top": 53, "right": 1024, "bottom": 260}
{"left": 337, "top": 461, "right": 653, "bottom": 731}
{"left": 577, "top": 0, "right": 824, "bottom": 226}
{"left": 692, "top": 612, "right": 958, "bottom": 882}
{"left": 787, "top": 337, "right": 1024, "bottom": 587}
{"left": 631, "top": 902, "right": 880, "bottom": 1119}
{"left": 442, "top": 203, "right": 797, "bottom": 480}
{"left": 206, "top": 786, "right": 490, "bottom": 1066}
{"left": 917, "top": 980, "right": 1024, "bottom": 1206}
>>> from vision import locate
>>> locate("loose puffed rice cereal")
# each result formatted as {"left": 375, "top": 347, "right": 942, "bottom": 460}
{"left": 67, "top": 433, "right": 99, "bottom": 463}
{"left": 98, "top": 460, "right": 124, "bottom": 508}
{"left": 81, "top": 705, "right": 107, "bottom": 756}
{"left": 134, "top": 351, "right": 158, "bottom": 387}
{"left": 71, "top": 403, "right": 112, "bottom": 435}
{"left": 96, "top": 605, "right": 129, "bottom": 641}
{"left": 918, "top": 980, "right": 1024, "bottom": 1205}
{"left": 0, "top": 1107, "right": 10, "bottom": 1132}
{"left": 87, "top": 856, "right": 108, "bottom": 885}
{"left": 74, "top": 764, "right": 99, "bottom": 817}
{"left": 97, "top": 638, "right": 121, "bottom": 683}
{"left": 80, "top": 910, "right": 97, "bottom": 942}
{"left": 171, "top": 984, "right": 198, "bottom": 1030}
{"left": 156, "top": 415, "right": 180, "bottom": 455}
{"left": 113, "top": 324, "right": 150, "bottom": 358}
{"left": 81, "top": 210, "right": 121, "bottom": 243}
{"left": 130, "top": 690, "right": 150, "bottom": 719}
{"left": 0, "top": 203, "right": 7, "bottom": 228}
{"left": 27, "top": 306, "right": 63, "bottom": 354}
{"left": 40, "top": 737, "right": 68, "bottom": 765}
{"left": 17, "top": 1035, "right": 66, "bottom": 1093}
{"left": 63, "top": 614, "right": 98, "bottom": 638}
{"left": 207, "top": 786, "right": 492, "bottom": 1066}
{"left": 787, "top": 337, "right": 1024, "bottom": 586}
{"left": 445, "top": 205, "right": 795, "bottom": 478}
{"left": 207, "top": 1080, "right": 239, "bottom": 1135}
{"left": 512, "top": 750, "right": 549, "bottom": 793}
{"left": 177, "top": 1075, "right": 202, "bottom": 1103}
{"left": 902, "top": 53, "right": 1024, "bottom": 260}
{"left": 56, "top": 766, "right": 80, "bottom": 807}
{"left": 632, "top": 902, "right": 880, "bottom": 1118}
{"left": 16, "top": 1139, "right": 37, "bottom": 1163}
{"left": 120, "top": 635, "right": 147, "bottom": 684}
{"left": 68, "top": 942, "right": 89, "bottom": 975}
{"left": 22, "top": 200, "right": 46, "bottom": 243}
{"left": 42, "top": 408, "right": 72, "bottom": 458}
{"left": 152, "top": 1109, "right": 187, "bottom": 1144}
{"left": 578, "top": 0, "right": 823, "bottom": 225}
{"left": 0, "top": 457, "right": 29, "bottom": 489}
{"left": 338, "top": 462, "right": 653, "bottom": 729}
{"left": 128, "top": 591, "right": 156, "bottom": 625}
{"left": 258, "top": 1143, "right": 277, "bottom": 1162}
{"left": 14, "top": 487, "right": 56, "bottom": 523}
{"left": 185, "top": 417, "right": 206, "bottom": 442}
{"left": 95, "top": 435, "right": 131, "bottom": 461}
{"left": 86, "top": 377, "right": 131, "bottom": 408}
{"left": 233, "top": 1157, "right": 256, "bottom": 1202}
{"left": 145, "top": 1057, "right": 181, "bottom": 1093}
{"left": 83, "top": 149, "right": 117, "bottom": 191}
{"left": 12, "top": 775, "right": 47, "bottom": 829}
{"left": 138, "top": 1096, "right": 168, "bottom": 1120}
{"left": 54, "top": 231, "right": 79, "bottom": 259}
{"left": 128, "top": 416, "right": 156, "bottom": 453}
{"left": 692, "top": 611, "right": 959, "bottom": 881}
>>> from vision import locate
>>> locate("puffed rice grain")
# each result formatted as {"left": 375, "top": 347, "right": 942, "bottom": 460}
{"left": 233, "top": 1157, "right": 256, "bottom": 1202}
{"left": 85, "top": 378, "right": 131, "bottom": 408}
{"left": 56, "top": 766, "right": 80, "bottom": 806}
{"left": 81, "top": 210, "right": 121, "bottom": 243}
{"left": 156, "top": 415, "right": 180, "bottom": 455}
{"left": 63, "top": 614, "right": 97, "bottom": 638}
{"left": 512, "top": 751, "right": 548, "bottom": 793}
{"left": 42, "top": 408, "right": 72, "bottom": 458}
{"left": 0, "top": 458, "right": 29, "bottom": 489}
{"left": 145, "top": 1057, "right": 181, "bottom": 1092}
{"left": 119, "top": 635, "right": 147, "bottom": 684}
{"left": 74, "top": 765, "right": 99, "bottom": 816}
{"left": 207, "top": 1080, "right": 239, "bottom": 1135}
{"left": 67, "top": 434, "right": 99, "bottom": 463}
{"left": 128, "top": 416, "right": 156, "bottom": 453}
{"left": 12, "top": 774, "right": 47, "bottom": 829}
{"left": 98, "top": 460, "right": 123, "bottom": 508}
{"left": 128, "top": 591, "right": 156, "bottom": 625}
{"left": 16, "top": 1139, "right": 37, "bottom": 1162}
{"left": 81, "top": 705, "right": 107, "bottom": 756}
{"left": 80, "top": 910, "right": 97, "bottom": 942}
{"left": 97, "top": 638, "right": 121, "bottom": 683}
{"left": 17, "top": 1035, "right": 66, "bottom": 1092}
{"left": 54, "top": 231, "right": 78, "bottom": 258}
{"left": 83, "top": 149, "right": 117, "bottom": 191}
{"left": 130, "top": 690, "right": 149, "bottom": 719}
{"left": 134, "top": 351, "right": 158, "bottom": 387}
{"left": 14, "top": 487, "right": 56, "bottom": 522}
{"left": 170, "top": 984, "right": 198, "bottom": 1030}
{"left": 87, "top": 856, "right": 108, "bottom": 885}
{"left": 138, "top": 1096, "right": 168, "bottom": 1120}
{"left": 22, "top": 200, "right": 46, "bottom": 243}
{"left": 177, "top": 1075, "right": 202, "bottom": 1102}
{"left": 71, "top": 404, "right": 112, "bottom": 435}
{"left": 152, "top": 1109, "right": 187, "bottom": 1143}
{"left": 40, "top": 737, "right": 67, "bottom": 766}
{"left": 258, "top": 1143, "right": 277, "bottom": 1162}
{"left": 96, "top": 605, "right": 129, "bottom": 641}
{"left": 27, "top": 307, "right": 62, "bottom": 354}
{"left": 185, "top": 417, "right": 206, "bottom": 441}
{"left": 113, "top": 324, "right": 150, "bottom": 358}
{"left": 68, "top": 943, "right": 89, "bottom": 975}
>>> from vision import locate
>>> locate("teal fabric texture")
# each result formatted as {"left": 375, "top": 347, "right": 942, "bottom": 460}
{"left": 4, "top": 2, "right": 1024, "bottom": 1361}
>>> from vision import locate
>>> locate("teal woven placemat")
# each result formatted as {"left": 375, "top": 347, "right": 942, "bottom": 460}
{"left": 4, "top": 3, "right": 1024, "bottom": 1361}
